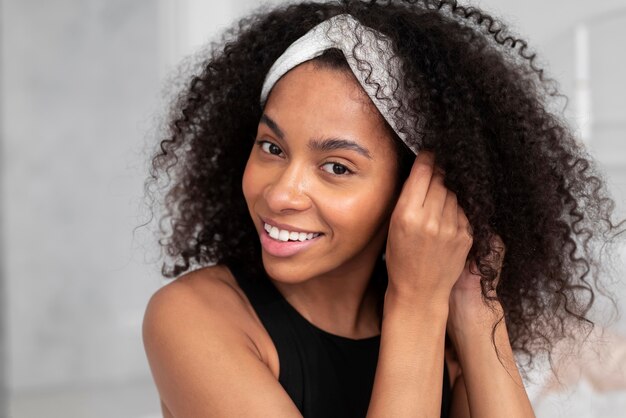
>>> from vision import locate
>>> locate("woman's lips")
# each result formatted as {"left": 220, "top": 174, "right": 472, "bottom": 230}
{"left": 259, "top": 227, "right": 323, "bottom": 257}
{"left": 259, "top": 215, "right": 321, "bottom": 235}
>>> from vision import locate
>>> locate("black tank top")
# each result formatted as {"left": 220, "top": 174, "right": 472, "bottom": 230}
{"left": 226, "top": 262, "right": 452, "bottom": 418}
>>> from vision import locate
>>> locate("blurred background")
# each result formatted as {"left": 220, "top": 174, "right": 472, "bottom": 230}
{"left": 1, "top": 0, "right": 625, "bottom": 417}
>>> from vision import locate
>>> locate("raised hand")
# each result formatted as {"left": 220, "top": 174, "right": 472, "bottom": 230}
{"left": 369, "top": 150, "right": 473, "bottom": 417}
{"left": 447, "top": 233, "right": 506, "bottom": 352}
{"left": 384, "top": 150, "right": 473, "bottom": 305}
{"left": 450, "top": 233, "right": 505, "bottom": 299}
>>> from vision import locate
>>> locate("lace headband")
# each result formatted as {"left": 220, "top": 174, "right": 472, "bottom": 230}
{"left": 260, "top": 13, "right": 421, "bottom": 155}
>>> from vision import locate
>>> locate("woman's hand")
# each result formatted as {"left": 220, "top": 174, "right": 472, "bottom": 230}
{"left": 385, "top": 150, "right": 473, "bottom": 305}
{"left": 449, "top": 233, "right": 505, "bottom": 304}
{"left": 447, "top": 234, "right": 506, "bottom": 351}
{"left": 371, "top": 151, "right": 473, "bottom": 418}
{"left": 445, "top": 235, "right": 536, "bottom": 418}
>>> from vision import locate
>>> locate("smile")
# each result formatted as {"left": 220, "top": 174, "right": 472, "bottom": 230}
{"left": 260, "top": 225, "right": 323, "bottom": 257}
{"left": 264, "top": 222, "right": 321, "bottom": 242}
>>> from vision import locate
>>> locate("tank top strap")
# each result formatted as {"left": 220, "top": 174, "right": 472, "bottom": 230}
{"left": 225, "top": 262, "right": 305, "bottom": 407}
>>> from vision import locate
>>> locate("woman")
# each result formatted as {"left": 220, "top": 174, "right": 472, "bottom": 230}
{"left": 142, "top": 1, "right": 625, "bottom": 417}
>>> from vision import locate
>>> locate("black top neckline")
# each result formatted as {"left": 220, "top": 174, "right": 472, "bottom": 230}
{"left": 263, "top": 272, "right": 382, "bottom": 344}
{"left": 230, "top": 263, "right": 381, "bottom": 343}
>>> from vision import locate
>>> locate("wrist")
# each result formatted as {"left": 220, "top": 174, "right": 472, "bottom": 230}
{"left": 449, "top": 288, "right": 502, "bottom": 316}
{"left": 384, "top": 285, "right": 449, "bottom": 319}
{"left": 448, "top": 300, "right": 505, "bottom": 343}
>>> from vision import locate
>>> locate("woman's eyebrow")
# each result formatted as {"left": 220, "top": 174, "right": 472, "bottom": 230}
{"left": 308, "top": 137, "right": 372, "bottom": 160}
{"left": 260, "top": 113, "right": 372, "bottom": 160}
{"left": 260, "top": 114, "right": 285, "bottom": 139}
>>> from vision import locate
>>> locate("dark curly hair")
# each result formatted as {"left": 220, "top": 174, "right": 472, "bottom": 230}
{"left": 143, "top": 0, "right": 626, "bottom": 373}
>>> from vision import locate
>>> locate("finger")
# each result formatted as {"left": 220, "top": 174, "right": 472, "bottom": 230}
{"left": 469, "top": 258, "right": 480, "bottom": 277}
{"left": 397, "top": 151, "right": 435, "bottom": 209}
{"left": 441, "top": 190, "right": 458, "bottom": 231}
{"left": 423, "top": 171, "right": 448, "bottom": 216}
{"left": 457, "top": 205, "right": 472, "bottom": 238}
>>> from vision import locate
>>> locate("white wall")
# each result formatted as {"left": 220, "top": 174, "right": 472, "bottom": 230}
{"left": 1, "top": 0, "right": 163, "bottom": 394}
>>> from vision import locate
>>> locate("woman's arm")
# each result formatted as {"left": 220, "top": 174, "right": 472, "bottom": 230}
{"left": 367, "top": 151, "right": 473, "bottom": 417}
{"left": 366, "top": 288, "right": 449, "bottom": 417}
{"left": 447, "top": 238, "right": 535, "bottom": 418}
{"left": 448, "top": 299, "right": 535, "bottom": 418}
{"left": 449, "top": 373, "right": 471, "bottom": 418}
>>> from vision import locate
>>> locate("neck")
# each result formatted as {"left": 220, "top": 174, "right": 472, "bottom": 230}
{"left": 270, "top": 254, "right": 383, "bottom": 339}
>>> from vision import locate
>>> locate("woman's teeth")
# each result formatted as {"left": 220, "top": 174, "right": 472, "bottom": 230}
{"left": 263, "top": 222, "right": 321, "bottom": 242}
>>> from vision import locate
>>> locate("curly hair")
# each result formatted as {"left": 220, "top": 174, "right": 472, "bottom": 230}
{"left": 143, "top": 0, "right": 626, "bottom": 372}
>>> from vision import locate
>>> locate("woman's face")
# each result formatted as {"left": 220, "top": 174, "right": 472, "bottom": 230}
{"left": 242, "top": 62, "right": 400, "bottom": 283}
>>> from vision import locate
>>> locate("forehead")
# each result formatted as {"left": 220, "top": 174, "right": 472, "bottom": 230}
{"left": 266, "top": 61, "right": 378, "bottom": 118}
{"left": 262, "top": 62, "right": 395, "bottom": 156}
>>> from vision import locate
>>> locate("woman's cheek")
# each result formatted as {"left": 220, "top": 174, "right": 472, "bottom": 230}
{"left": 338, "top": 194, "right": 376, "bottom": 231}
{"left": 241, "top": 157, "right": 259, "bottom": 202}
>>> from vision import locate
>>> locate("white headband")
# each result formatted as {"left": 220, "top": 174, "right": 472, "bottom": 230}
{"left": 260, "top": 13, "right": 421, "bottom": 155}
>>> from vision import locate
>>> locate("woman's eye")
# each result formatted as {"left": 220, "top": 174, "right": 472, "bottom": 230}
{"left": 321, "top": 162, "right": 353, "bottom": 176}
{"left": 255, "top": 140, "right": 353, "bottom": 177}
{"left": 256, "top": 140, "right": 283, "bottom": 156}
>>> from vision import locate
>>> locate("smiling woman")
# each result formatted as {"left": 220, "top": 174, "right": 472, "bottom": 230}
{"left": 141, "top": 1, "right": 626, "bottom": 417}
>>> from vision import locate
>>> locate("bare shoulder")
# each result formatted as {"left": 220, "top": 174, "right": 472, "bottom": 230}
{"left": 142, "top": 264, "right": 298, "bottom": 417}
{"left": 168, "top": 264, "right": 250, "bottom": 313}
{"left": 143, "top": 264, "right": 265, "bottom": 359}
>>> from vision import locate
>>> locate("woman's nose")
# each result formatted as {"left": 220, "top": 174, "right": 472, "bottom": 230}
{"left": 264, "top": 162, "right": 312, "bottom": 213}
